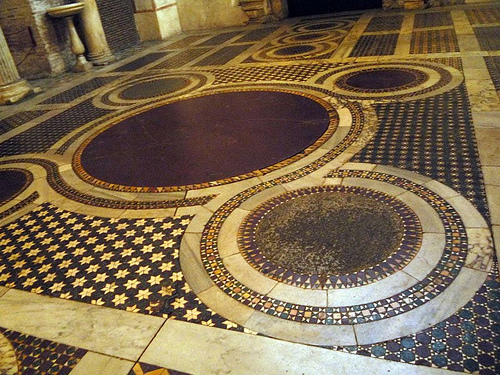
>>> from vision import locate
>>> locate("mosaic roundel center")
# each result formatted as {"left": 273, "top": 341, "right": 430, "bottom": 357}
{"left": 339, "top": 68, "right": 428, "bottom": 92}
{"left": 239, "top": 186, "right": 423, "bottom": 288}
{"left": 76, "top": 90, "right": 335, "bottom": 191}
{"left": 253, "top": 192, "right": 404, "bottom": 275}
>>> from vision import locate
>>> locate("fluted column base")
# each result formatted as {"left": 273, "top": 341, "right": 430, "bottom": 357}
{"left": 0, "top": 79, "right": 33, "bottom": 105}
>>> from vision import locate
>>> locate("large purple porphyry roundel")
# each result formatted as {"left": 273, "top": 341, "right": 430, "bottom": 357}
{"left": 80, "top": 91, "right": 331, "bottom": 188}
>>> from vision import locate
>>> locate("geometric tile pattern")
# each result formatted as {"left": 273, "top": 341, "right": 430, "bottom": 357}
{"left": 235, "top": 27, "right": 280, "bottom": 43}
{"left": 484, "top": 56, "right": 500, "bottom": 91}
{"left": 0, "top": 204, "right": 245, "bottom": 331}
{"left": 410, "top": 29, "right": 459, "bottom": 54}
{"left": 112, "top": 53, "right": 171, "bottom": 72}
{"left": 239, "top": 185, "right": 422, "bottom": 289}
{"left": 466, "top": 7, "right": 500, "bottom": 25}
{"left": 151, "top": 48, "right": 212, "bottom": 70}
{"left": 0, "top": 99, "right": 112, "bottom": 157}
{"left": 473, "top": 26, "right": 500, "bottom": 51}
{"left": 163, "top": 34, "right": 210, "bottom": 50}
{"left": 193, "top": 44, "right": 252, "bottom": 67}
{"left": 197, "top": 31, "right": 243, "bottom": 46}
{"left": 364, "top": 16, "right": 404, "bottom": 32}
{"left": 210, "top": 63, "right": 338, "bottom": 85}
{"left": 414, "top": 12, "right": 453, "bottom": 29}
{"left": 0, "top": 204, "right": 192, "bottom": 316}
{"left": 349, "top": 33, "right": 399, "bottom": 57}
{"left": 351, "top": 83, "right": 490, "bottom": 221}
{"left": 129, "top": 362, "right": 189, "bottom": 375}
{"left": 334, "top": 268, "right": 500, "bottom": 374}
{"left": 201, "top": 169, "right": 468, "bottom": 324}
{"left": 0, "top": 110, "right": 47, "bottom": 135}
{"left": 0, "top": 327, "right": 87, "bottom": 375}
{"left": 40, "top": 77, "right": 119, "bottom": 104}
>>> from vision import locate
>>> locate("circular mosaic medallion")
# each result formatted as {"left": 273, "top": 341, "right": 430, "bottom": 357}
{"left": 119, "top": 77, "right": 191, "bottom": 100}
{"left": 317, "top": 61, "right": 464, "bottom": 101}
{"left": 253, "top": 42, "right": 337, "bottom": 61}
{"left": 291, "top": 19, "right": 356, "bottom": 33}
{"left": 339, "top": 68, "right": 428, "bottom": 93}
{"left": 0, "top": 169, "right": 32, "bottom": 205}
{"left": 74, "top": 89, "right": 338, "bottom": 192}
{"left": 239, "top": 186, "right": 422, "bottom": 288}
{"left": 197, "top": 171, "right": 471, "bottom": 327}
{"left": 96, "top": 72, "right": 209, "bottom": 107}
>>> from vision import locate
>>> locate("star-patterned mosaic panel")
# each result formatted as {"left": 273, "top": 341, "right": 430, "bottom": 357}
{"left": 0, "top": 204, "right": 245, "bottom": 331}
{"left": 0, "top": 327, "right": 87, "bottom": 375}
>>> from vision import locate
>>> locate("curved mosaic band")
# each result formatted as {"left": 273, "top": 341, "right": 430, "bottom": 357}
{"left": 199, "top": 170, "right": 470, "bottom": 325}
{"left": 0, "top": 159, "right": 214, "bottom": 210}
{"left": 316, "top": 61, "right": 463, "bottom": 101}
{"left": 239, "top": 185, "right": 423, "bottom": 289}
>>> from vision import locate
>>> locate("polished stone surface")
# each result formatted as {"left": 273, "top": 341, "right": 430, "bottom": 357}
{"left": 0, "top": 169, "right": 29, "bottom": 204}
{"left": 252, "top": 191, "right": 404, "bottom": 275}
{"left": 79, "top": 90, "right": 331, "bottom": 188}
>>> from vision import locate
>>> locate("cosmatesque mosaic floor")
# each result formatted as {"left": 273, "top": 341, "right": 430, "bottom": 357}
{"left": 1, "top": 2, "right": 500, "bottom": 374}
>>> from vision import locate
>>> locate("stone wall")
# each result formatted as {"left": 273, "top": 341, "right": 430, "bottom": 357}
{"left": 97, "top": 0, "right": 139, "bottom": 52}
{"left": 176, "top": 0, "right": 248, "bottom": 31}
{"left": 0, "top": 0, "right": 73, "bottom": 79}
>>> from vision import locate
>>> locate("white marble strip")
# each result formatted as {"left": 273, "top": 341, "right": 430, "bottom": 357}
{"left": 141, "top": 319, "right": 462, "bottom": 375}
{"left": 0, "top": 289, "right": 164, "bottom": 361}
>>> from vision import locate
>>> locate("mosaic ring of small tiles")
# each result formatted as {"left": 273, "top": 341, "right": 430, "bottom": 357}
{"left": 238, "top": 185, "right": 423, "bottom": 290}
{"left": 96, "top": 72, "right": 210, "bottom": 107}
{"left": 200, "top": 170, "right": 468, "bottom": 325}
{"left": 316, "top": 61, "right": 460, "bottom": 101}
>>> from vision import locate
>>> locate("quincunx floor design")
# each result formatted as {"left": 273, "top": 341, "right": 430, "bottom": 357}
{"left": 0, "top": 2, "right": 500, "bottom": 374}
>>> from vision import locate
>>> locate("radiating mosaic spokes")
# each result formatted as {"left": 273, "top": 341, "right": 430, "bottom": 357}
{"left": 316, "top": 61, "right": 464, "bottom": 101}
{"left": 73, "top": 87, "right": 340, "bottom": 193}
{"left": 239, "top": 185, "right": 423, "bottom": 289}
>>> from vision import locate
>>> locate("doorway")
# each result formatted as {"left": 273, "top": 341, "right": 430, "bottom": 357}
{"left": 288, "top": 0, "right": 383, "bottom": 17}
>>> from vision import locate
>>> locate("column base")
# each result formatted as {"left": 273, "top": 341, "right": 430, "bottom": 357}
{"left": 87, "top": 49, "right": 115, "bottom": 66}
{"left": 0, "top": 79, "right": 33, "bottom": 105}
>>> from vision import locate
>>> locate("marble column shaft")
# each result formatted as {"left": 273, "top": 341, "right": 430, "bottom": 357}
{"left": 0, "top": 25, "right": 32, "bottom": 105}
{"left": 80, "top": 0, "right": 114, "bottom": 65}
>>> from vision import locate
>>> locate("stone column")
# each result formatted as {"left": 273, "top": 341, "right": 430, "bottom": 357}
{"left": 80, "top": 0, "right": 114, "bottom": 65}
{"left": 0, "top": 25, "right": 32, "bottom": 105}
{"left": 271, "top": 0, "right": 288, "bottom": 19}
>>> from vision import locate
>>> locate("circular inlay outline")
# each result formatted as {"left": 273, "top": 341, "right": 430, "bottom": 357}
{"left": 338, "top": 67, "right": 429, "bottom": 94}
{"left": 238, "top": 185, "right": 423, "bottom": 289}
{"left": 278, "top": 30, "right": 347, "bottom": 44}
{"left": 252, "top": 42, "right": 339, "bottom": 62}
{"left": 181, "top": 166, "right": 491, "bottom": 346}
{"left": 94, "top": 72, "right": 210, "bottom": 107}
{"left": 73, "top": 87, "right": 340, "bottom": 193}
{"left": 317, "top": 61, "right": 464, "bottom": 101}
{"left": 0, "top": 168, "right": 33, "bottom": 207}
{"left": 291, "top": 19, "right": 357, "bottom": 33}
